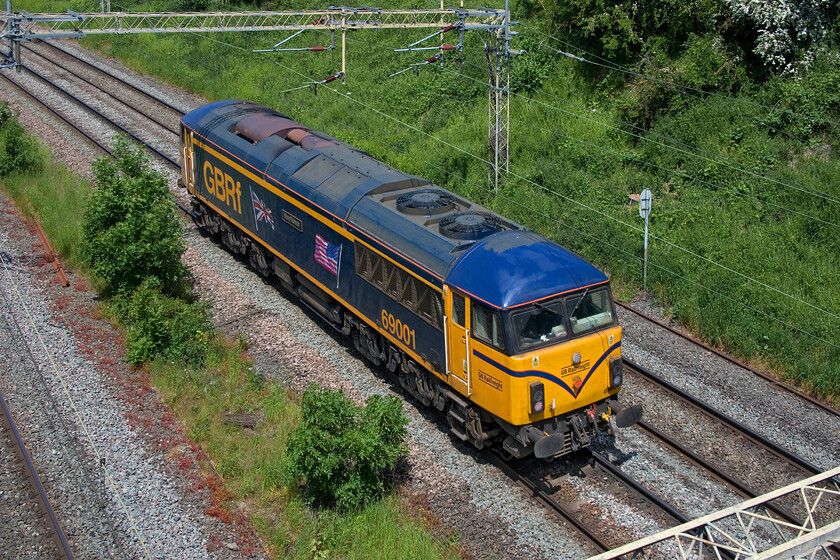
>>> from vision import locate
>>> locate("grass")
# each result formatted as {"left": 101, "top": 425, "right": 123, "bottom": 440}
{"left": 0, "top": 150, "right": 91, "bottom": 274}
{"left": 153, "top": 339, "right": 459, "bottom": 559}
{"left": 60, "top": 12, "right": 839, "bottom": 401}
{"left": 0, "top": 122, "right": 461, "bottom": 559}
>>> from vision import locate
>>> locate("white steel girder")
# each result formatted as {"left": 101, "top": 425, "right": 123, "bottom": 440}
{"left": 586, "top": 465, "right": 840, "bottom": 560}
{"left": 1, "top": 7, "right": 505, "bottom": 38}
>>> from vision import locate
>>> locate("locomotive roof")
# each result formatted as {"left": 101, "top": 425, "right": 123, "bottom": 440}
{"left": 446, "top": 231, "right": 609, "bottom": 309}
{"left": 182, "top": 100, "right": 609, "bottom": 308}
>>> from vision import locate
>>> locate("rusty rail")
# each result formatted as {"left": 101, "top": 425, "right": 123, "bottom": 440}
{"left": 32, "top": 216, "right": 69, "bottom": 287}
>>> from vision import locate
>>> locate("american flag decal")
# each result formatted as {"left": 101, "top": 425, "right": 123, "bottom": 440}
{"left": 251, "top": 189, "right": 274, "bottom": 230}
{"left": 314, "top": 234, "right": 340, "bottom": 275}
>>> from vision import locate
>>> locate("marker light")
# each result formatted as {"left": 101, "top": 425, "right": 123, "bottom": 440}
{"left": 610, "top": 357, "right": 623, "bottom": 388}
{"left": 529, "top": 381, "right": 545, "bottom": 414}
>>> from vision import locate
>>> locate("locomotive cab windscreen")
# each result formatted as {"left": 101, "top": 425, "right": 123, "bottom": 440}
{"left": 510, "top": 286, "right": 616, "bottom": 354}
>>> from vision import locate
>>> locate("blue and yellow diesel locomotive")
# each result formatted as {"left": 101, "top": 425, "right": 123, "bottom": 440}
{"left": 179, "top": 100, "right": 641, "bottom": 459}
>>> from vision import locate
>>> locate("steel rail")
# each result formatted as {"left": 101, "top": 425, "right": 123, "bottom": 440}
{"left": 20, "top": 64, "right": 178, "bottom": 166}
{"left": 21, "top": 43, "right": 180, "bottom": 135}
{"left": 485, "top": 449, "right": 610, "bottom": 554}
{"left": 586, "top": 449, "right": 689, "bottom": 524}
{"left": 586, "top": 450, "right": 739, "bottom": 560}
{"left": 33, "top": 40, "right": 187, "bottom": 117}
{"left": 0, "top": 70, "right": 111, "bottom": 153}
{"left": 7, "top": 64, "right": 194, "bottom": 217}
{"left": 634, "top": 419, "right": 840, "bottom": 559}
{"left": 624, "top": 358, "right": 824, "bottom": 477}
{"left": 616, "top": 302, "right": 840, "bottom": 418}
{"left": 0, "top": 389, "right": 75, "bottom": 560}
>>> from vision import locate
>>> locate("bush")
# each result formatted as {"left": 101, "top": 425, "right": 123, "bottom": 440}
{"left": 80, "top": 136, "right": 188, "bottom": 294}
{"left": 283, "top": 385, "right": 408, "bottom": 511}
{"left": 0, "top": 102, "right": 42, "bottom": 177}
{"left": 110, "top": 278, "right": 212, "bottom": 366}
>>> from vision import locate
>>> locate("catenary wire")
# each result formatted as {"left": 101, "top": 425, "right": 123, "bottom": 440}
{"left": 287, "top": 96, "right": 840, "bottom": 349}
{"left": 459, "top": 58, "right": 840, "bottom": 206}
{"left": 192, "top": 31, "right": 840, "bottom": 326}
{"left": 506, "top": 115, "right": 840, "bottom": 232}
{"left": 315, "top": 26, "right": 840, "bottom": 207}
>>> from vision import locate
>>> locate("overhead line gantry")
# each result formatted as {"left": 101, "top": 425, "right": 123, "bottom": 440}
{"left": 0, "top": 3, "right": 513, "bottom": 188}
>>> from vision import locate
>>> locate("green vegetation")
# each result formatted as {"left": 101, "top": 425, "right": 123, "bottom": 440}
{"left": 284, "top": 385, "right": 408, "bottom": 511}
{"left": 80, "top": 138, "right": 211, "bottom": 365}
{"left": 0, "top": 101, "right": 42, "bottom": 178}
{"left": 81, "top": 137, "right": 188, "bottom": 295}
{"left": 49, "top": 0, "right": 838, "bottom": 399}
{"left": 0, "top": 113, "right": 455, "bottom": 558}
{"left": 153, "top": 340, "right": 452, "bottom": 559}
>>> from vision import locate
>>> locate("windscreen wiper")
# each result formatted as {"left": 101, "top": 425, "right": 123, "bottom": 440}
{"left": 569, "top": 287, "right": 590, "bottom": 318}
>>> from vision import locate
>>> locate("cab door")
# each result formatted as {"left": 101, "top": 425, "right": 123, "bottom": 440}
{"left": 445, "top": 287, "right": 471, "bottom": 396}
{"left": 181, "top": 128, "right": 197, "bottom": 193}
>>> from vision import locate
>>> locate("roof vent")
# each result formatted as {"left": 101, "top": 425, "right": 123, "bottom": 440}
{"left": 439, "top": 211, "right": 502, "bottom": 240}
{"left": 396, "top": 189, "right": 456, "bottom": 215}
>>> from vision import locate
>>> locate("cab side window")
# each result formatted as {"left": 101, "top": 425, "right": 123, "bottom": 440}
{"left": 472, "top": 301, "right": 505, "bottom": 352}
{"left": 452, "top": 292, "right": 466, "bottom": 327}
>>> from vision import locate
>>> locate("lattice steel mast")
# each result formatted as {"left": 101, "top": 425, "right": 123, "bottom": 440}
{"left": 587, "top": 465, "right": 840, "bottom": 560}
{"left": 1, "top": 4, "right": 513, "bottom": 187}
{"left": 486, "top": 0, "right": 512, "bottom": 192}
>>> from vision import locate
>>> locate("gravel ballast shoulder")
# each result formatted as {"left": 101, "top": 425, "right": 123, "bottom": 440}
{"left": 0, "top": 199, "right": 264, "bottom": 559}
{"left": 1, "top": 38, "right": 838, "bottom": 560}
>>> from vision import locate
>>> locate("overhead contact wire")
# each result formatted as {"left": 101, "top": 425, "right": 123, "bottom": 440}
{"left": 507, "top": 115, "right": 840, "bottom": 232}
{"left": 287, "top": 99, "right": 839, "bottom": 349}
{"left": 191, "top": 34, "right": 840, "bottom": 328}
{"left": 460, "top": 59, "right": 840, "bottom": 205}
{"left": 523, "top": 25, "right": 840, "bottom": 130}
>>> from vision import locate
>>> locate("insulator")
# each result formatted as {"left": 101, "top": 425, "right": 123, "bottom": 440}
{"left": 441, "top": 24, "right": 455, "bottom": 33}
{"left": 441, "top": 44, "right": 455, "bottom": 51}
{"left": 322, "top": 75, "right": 338, "bottom": 83}
{"left": 426, "top": 56, "right": 438, "bottom": 64}
{"left": 309, "top": 46, "right": 327, "bottom": 51}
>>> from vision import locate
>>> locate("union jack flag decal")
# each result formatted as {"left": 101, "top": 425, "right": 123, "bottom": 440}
{"left": 251, "top": 188, "right": 274, "bottom": 230}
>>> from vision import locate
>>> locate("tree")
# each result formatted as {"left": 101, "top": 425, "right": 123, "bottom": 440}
{"left": 81, "top": 136, "right": 187, "bottom": 294}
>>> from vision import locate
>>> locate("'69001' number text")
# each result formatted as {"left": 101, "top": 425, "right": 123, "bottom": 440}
{"left": 381, "top": 309, "right": 416, "bottom": 350}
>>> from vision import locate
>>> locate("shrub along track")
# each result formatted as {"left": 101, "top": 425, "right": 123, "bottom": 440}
{"left": 1, "top": 37, "right": 839, "bottom": 559}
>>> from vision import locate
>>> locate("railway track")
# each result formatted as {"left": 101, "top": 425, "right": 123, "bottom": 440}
{"left": 623, "top": 358, "right": 840, "bottom": 557}
{"left": 616, "top": 302, "right": 840, "bottom": 419}
{"left": 0, "top": 388, "right": 74, "bottom": 559}
{"left": 2, "top": 38, "right": 838, "bottom": 559}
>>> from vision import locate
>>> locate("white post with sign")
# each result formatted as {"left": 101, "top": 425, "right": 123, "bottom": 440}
{"left": 639, "top": 189, "right": 652, "bottom": 294}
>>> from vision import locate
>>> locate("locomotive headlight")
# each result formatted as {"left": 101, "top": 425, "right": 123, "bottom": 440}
{"left": 609, "top": 357, "right": 623, "bottom": 388}
{"left": 529, "top": 381, "right": 545, "bottom": 414}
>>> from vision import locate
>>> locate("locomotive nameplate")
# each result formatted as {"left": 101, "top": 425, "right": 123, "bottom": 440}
{"left": 282, "top": 210, "right": 303, "bottom": 232}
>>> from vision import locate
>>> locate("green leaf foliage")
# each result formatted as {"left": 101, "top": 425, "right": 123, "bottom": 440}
{"left": 110, "top": 277, "right": 212, "bottom": 366}
{"left": 283, "top": 385, "right": 408, "bottom": 511}
{"left": 0, "top": 102, "right": 42, "bottom": 177}
{"left": 80, "top": 136, "right": 188, "bottom": 294}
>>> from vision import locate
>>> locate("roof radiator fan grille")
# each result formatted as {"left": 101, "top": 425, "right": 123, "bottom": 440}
{"left": 439, "top": 211, "right": 502, "bottom": 240}
{"left": 396, "top": 189, "right": 456, "bottom": 215}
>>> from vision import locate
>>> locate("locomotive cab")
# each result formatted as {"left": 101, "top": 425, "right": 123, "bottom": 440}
{"left": 443, "top": 231, "right": 641, "bottom": 459}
